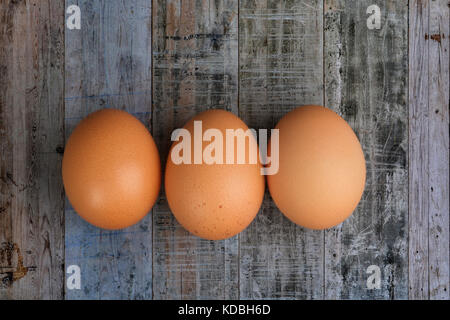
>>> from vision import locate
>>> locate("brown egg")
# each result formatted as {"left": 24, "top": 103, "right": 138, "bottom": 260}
{"left": 267, "top": 105, "right": 366, "bottom": 230}
{"left": 62, "top": 109, "right": 161, "bottom": 230}
{"left": 165, "top": 109, "right": 265, "bottom": 240}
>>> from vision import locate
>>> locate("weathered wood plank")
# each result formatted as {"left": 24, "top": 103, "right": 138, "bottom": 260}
{"left": 324, "top": 0, "right": 409, "bottom": 299}
{"left": 152, "top": 0, "right": 239, "bottom": 299}
{"left": 0, "top": 0, "right": 65, "bottom": 299}
{"left": 239, "top": 0, "right": 324, "bottom": 299}
{"left": 408, "top": 0, "right": 429, "bottom": 300}
{"left": 64, "top": 0, "right": 153, "bottom": 300}
{"left": 0, "top": 0, "right": 443, "bottom": 301}
{"left": 428, "top": 0, "right": 449, "bottom": 300}
{"left": 408, "top": 0, "right": 450, "bottom": 300}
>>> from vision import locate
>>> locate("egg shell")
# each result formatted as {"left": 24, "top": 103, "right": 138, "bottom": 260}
{"left": 267, "top": 105, "right": 366, "bottom": 230}
{"left": 165, "top": 109, "right": 265, "bottom": 240}
{"left": 62, "top": 109, "right": 161, "bottom": 230}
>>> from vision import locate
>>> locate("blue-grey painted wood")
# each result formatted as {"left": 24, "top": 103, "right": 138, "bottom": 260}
{"left": 64, "top": 0, "right": 153, "bottom": 300}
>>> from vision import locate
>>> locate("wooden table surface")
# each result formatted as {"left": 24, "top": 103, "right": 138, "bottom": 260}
{"left": 0, "top": 0, "right": 448, "bottom": 300}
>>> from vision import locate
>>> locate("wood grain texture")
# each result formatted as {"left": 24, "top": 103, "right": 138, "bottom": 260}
{"left": 428, "top": 0, "right": 449, "bottom": 300}
{"left": 409, "top": 0, "right": 430, "bottom": 300}
{"left": 152, "top": 0, "right": 239, "bottom": 299}
{"left": 0, "top": 0, "right": 65, "bottom": 299}
{"left": 324, "top": 0, "right": 409, "bottom": 300}
{"left": 409, "top": 0, "right": 449, "bottom": 300}
{"left": 64, "top": 0, "right": 153, "bottom": 299}
{"left": 0, "top": 0, "right": 447, "bottom": 300}
{"left": 239, "top": 0, "right": 324, "bottom": 299}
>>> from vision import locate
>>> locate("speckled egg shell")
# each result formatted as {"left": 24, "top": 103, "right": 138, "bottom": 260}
{"left": 62, "top": 109, "right": 161, "bottom": 230}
